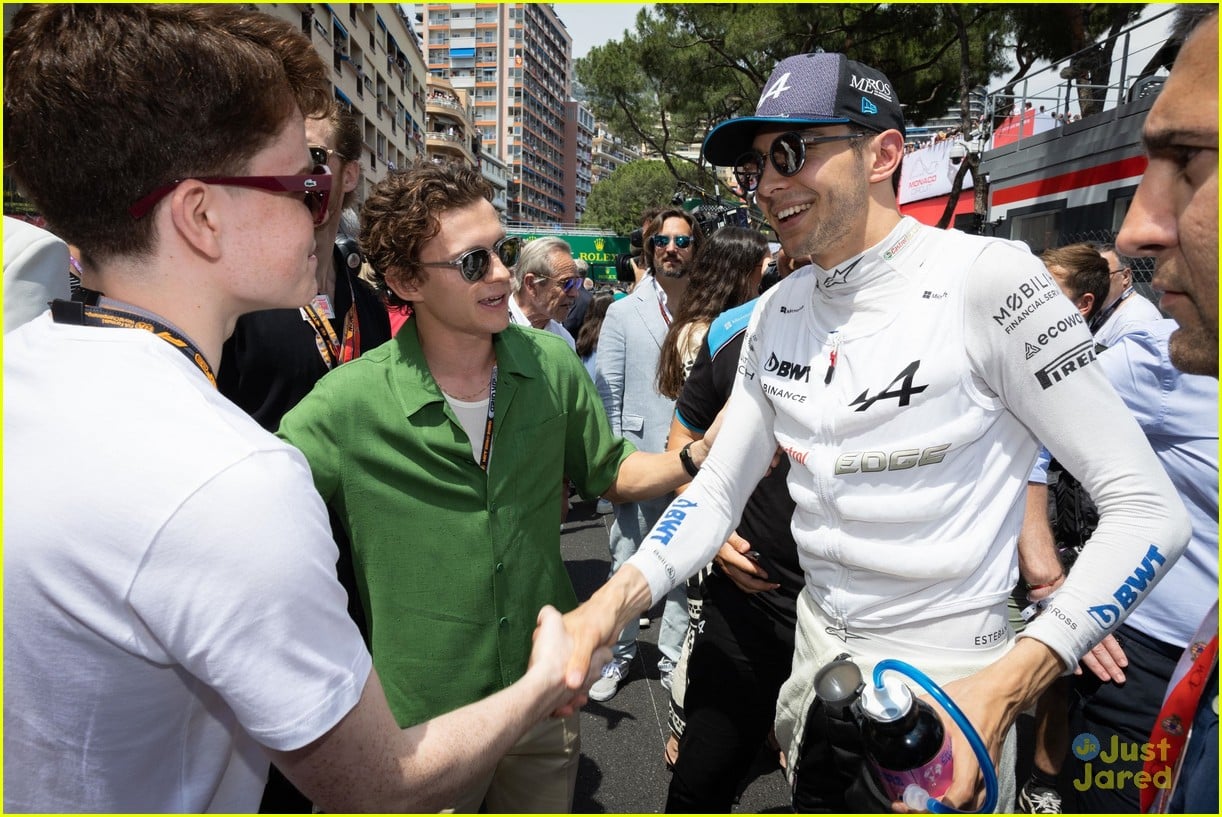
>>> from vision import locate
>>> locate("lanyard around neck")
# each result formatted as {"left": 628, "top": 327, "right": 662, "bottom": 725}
{"left": 302, "top": 272, "right": 362, "bottom": 369}
{"left": 478, "top": 365, "right": 499, "bottom": 472}
{"left": 1088, "top": 286, "right": 1135, "bottom": 334}
{"left": 50, "top": 299, "right": 217, "bottom": 388}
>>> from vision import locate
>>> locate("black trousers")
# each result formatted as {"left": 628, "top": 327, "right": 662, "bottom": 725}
{"left": 666, "top": 571, "right": 796, "bottom": 812}
{"left": 1066, "top": 623, "right": 1182, "bottom": 813}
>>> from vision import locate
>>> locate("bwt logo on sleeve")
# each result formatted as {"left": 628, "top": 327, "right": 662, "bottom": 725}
{"left": 1087, "top": 545, "right": 1167, "bottom": 628}
{"left": 647, "top": 497, "right": 699, "bottom": 546}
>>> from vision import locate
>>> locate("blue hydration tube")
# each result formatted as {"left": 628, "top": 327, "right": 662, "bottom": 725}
{"left": 872, "top": 659, "right": 999, "bottom": 814}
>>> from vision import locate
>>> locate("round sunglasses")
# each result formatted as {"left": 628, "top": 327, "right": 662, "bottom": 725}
{"left": 733, "top": 131, "right": 865, "bottom": 193}
{"left": 651, "top": 234, "right": 694, "bottom": 249}
{"left": 418, "top": 235, "right": 522, "bottom": 282}
{"left": 129, "top": 164, "right": 333, "bottom": 226}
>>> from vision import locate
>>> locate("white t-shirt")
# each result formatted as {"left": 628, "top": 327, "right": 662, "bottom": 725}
{"left": 3, "top": 314, "right": 372, "bottom": 812}
{"left": 628, "top": 218, "right": 1189, "bottom": 670}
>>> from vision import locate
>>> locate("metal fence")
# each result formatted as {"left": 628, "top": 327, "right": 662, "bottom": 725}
{"left": 1057, "top": 227, "right": 1159, "bottom": 307}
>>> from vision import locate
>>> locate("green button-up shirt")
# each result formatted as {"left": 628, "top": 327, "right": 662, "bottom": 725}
{"left": 278, "top": 320, "right": 633, "bottom": 727}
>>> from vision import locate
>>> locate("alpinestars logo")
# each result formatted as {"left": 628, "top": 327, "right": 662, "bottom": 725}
{"left": 850, "top": 360, "right": 928, "bottom": 412}
{"left": 823, "top": 258, "right": 861, "bottom": 288}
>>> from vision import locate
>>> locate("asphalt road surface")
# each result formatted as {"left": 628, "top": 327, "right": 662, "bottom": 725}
{"left": 561, "top": 498, "right": 792, "bottom": 813}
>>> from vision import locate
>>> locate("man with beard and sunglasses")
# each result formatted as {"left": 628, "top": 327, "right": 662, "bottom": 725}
{"left": 3, "top": 6, "right": 604, "bottom": 813}
{"left": 555, "top": 52, "right": 1190, "bottom": 812}
{"left": 277, "top": 160, "right": 714, "bottom": 813}
{"left": 589, "top": 208, "right": 705, "bottom": 703}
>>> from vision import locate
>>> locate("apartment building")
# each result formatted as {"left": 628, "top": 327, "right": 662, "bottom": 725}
{"left": 261, "top": 3, "right": 430, "bottom": 201}
{"left": 425, "top": 75, "right": 479, "bottom": 166}
{"left": 590, "top": 126, "right": 643, "bottom": 187}
{"left": 419, "top": 3, "right": 572, "bottom": 225}
{"left": 564, "top": 101, "right": 596, "bottom": 223}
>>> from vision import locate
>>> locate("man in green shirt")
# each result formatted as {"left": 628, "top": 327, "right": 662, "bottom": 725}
{"left": 278, "top": 161, "right": 709, "bottom": 813}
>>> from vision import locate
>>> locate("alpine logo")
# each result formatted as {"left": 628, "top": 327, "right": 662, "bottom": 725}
{"left": 1087, "top": 545, "right": 1167, "bottom": 628}
{"left": 1034, "top": 340, "right": 1096, "bottom": 389}
{"left": 759, "top": 71, "right": 793, "bottom": 104}
{"left": 1024, "top": 342, "right": 1042, "bottom": 360}
{"left": 764, "top": 353, "right": 811, "bottom": 382}
{"left": 850, "top": 360, "right": 928, "bottom": 412}
{"left": 822, "top": 258, "right": 861, "bottom": 288}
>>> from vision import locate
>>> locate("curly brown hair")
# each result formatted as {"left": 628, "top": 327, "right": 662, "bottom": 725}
{"left": 4, "top": 4, "right": 331, "bottom": 265}
{"left": 360, "top": 160, "right": 493, "bottom": 308}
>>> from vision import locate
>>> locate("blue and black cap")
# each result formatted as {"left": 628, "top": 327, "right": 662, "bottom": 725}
{"left": 703, "top": 52, "right": 907, "bottom": 166}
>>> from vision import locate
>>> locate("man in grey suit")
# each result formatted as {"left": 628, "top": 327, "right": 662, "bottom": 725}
{"left": 590, "top": 208, "right": 705, "bottom": 702}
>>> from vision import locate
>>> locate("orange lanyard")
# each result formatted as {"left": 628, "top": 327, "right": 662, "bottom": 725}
{"left": 50, "top": 299, "right": 217, "bottom": 387}
{"left": 301, "top": 274, "right": 362, "bottom": 369}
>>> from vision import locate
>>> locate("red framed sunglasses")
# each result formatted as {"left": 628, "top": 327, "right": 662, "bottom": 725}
{"left": 129, "top": 164, "right": 333, "bottom": 226}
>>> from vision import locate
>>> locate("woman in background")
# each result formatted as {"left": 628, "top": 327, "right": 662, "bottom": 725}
{"left": 653, "top": 225, "right": 771, "bottom": 768}
{"left": 656, "top": 226, "right": 771, "bottom": 399}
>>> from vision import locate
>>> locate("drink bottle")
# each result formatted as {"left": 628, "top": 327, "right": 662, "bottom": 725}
{"left": 858, "top": 673, "right": 954, "bottom": 802}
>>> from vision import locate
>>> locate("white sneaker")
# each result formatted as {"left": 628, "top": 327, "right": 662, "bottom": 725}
{"left": 596, "top": 498, "right": 613, "bottom": 514}
{"left": 1018, "top": 781, "right": 1063, "bottom": 814}
{"left": 588, "top": 658, "right": 630, "bottom": 702}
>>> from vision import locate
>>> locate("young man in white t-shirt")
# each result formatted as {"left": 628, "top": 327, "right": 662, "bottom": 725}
{"left": 2, "top": 6, "right": 597, "bottom": 812}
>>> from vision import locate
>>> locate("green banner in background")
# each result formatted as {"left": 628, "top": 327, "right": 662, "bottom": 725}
{"left": 509, "top": 232, "right": 630, "bottom": 283}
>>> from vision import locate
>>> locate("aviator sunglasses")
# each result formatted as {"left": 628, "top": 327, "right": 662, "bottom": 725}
{"left": 651, "top": 234, "right": 694, "bottom": 250}
{"left": 130, "top": 164, "right": 333, "bottom": 226}
{"left": 419, "top": 235, "right": 522, "bottom": 282}
{"left": 733, "top": 131, "right": 865, "bottom": 193}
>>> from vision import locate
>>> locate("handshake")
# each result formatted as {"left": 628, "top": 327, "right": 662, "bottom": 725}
{"left": 530, "top": 568, "right": 652, "bottom": 716}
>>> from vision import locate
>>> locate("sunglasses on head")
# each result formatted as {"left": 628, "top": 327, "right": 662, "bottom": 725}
{"left": 733, "top": 130, "right": 866, "bottom": 193}
{"left": 129, "top": 164, "right": 333, "bottom": 226}
{"left": 651, "top": 234, "right": 694, "bottom": 250}
{"left": 419, "top": 235, "right": 521, "bottom": 283}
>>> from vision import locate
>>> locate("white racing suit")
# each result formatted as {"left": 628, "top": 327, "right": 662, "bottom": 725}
{"left": 626, "top": 217, "right": 1190, "bottom": 809}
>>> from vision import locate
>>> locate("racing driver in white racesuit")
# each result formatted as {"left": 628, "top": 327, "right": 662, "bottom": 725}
{"left": 556, "top": 52, "right": 1189, "bottom": 812}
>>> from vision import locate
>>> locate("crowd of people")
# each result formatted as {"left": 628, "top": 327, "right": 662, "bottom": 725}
{"left": 3, "top": 3, "right": 1217, "bottom": 814}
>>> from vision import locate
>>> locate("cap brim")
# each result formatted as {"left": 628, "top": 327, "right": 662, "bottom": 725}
{"left": 702, "top": 115, "right": 852, "bottom": 166}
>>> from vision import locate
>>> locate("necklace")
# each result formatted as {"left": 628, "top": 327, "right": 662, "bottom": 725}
{"left": 437, "top": 361, "right": 495, "bottom": 401}
{"left": 441, "top": 381, "right": 489, "bottom": 401}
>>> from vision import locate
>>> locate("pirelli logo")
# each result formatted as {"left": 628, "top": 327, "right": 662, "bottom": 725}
{"left": 1035, "top": 340, "right": 1096, "bottom": 390}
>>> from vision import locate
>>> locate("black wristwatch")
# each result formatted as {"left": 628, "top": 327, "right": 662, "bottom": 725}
{"left": 679, "top": 441, "right": 701, "bottom": 478}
